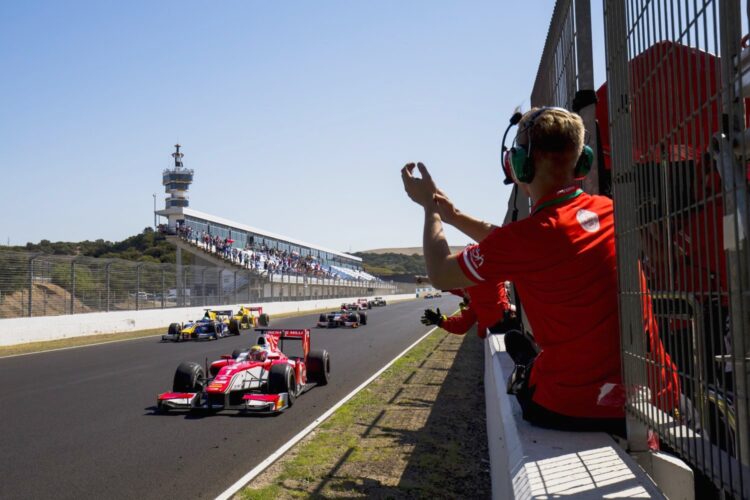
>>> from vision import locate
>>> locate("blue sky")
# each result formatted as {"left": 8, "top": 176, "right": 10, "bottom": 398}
{"left": 0, "top": 1, "right": 605, "bottom": 252}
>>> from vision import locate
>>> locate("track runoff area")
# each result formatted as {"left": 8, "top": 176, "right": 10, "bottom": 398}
{"left": 0, "top": 296, "right": 458, "bottom": 500}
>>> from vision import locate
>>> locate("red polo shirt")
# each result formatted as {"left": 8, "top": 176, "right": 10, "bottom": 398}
{"left": 458, "top": 186, "right": 625, "bottom": 418}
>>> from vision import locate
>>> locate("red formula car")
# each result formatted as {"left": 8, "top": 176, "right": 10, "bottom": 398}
{"left": 156, "top": 329, "right": 330, "bottom": 414}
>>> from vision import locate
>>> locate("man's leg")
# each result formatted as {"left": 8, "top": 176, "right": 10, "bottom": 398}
{"left": 515, "top": 378, "right": 626, "bottom": 437}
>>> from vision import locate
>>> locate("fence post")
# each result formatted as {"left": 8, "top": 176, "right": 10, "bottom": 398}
{"left": 70, "top": 260, "right": 76, "bottom": 314}
{"left": 719, "top": 0, "right": 750, "bottom": 469}
{"left": 201, "top": 268, "right": 207, "bottom": 306}
{"left": 105, "top": 262, "right": 111, "bottom": 312}
{"left": 573, "top": 0, "right": 599, "bottom": 194}
{"left": 135, "top": 264, "right": 141, "bottom": 311}
{"left": 233, "top": 270, "right": 238, "bottom": 305}
{"left": 161, "top": 268, "right": 165, "bottom": 309}
{"left": 27, "top": 255, "right": 36, "bottom": 317}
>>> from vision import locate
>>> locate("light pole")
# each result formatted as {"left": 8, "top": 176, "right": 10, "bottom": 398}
{"left": 152, "top": 193, "right": 157, "bottom": 229}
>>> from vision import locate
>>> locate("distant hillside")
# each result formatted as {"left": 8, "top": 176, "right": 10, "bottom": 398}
{"left": 360, "top": 246, "right": 465, "bottom": 256}
{"left": 7, "top": 228, "right": 179, "bottom": 264}
{"left": 352, "top": 251, "right": 425, "bottom": 283}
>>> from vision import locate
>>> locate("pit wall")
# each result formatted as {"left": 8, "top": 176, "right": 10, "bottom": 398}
{"left": 0, "top": 294, "right": 414, "bottom": 347}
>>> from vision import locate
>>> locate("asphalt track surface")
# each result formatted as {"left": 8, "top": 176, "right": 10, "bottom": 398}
{"left": 0, "top": 296, "right": 458, "bottom": 500}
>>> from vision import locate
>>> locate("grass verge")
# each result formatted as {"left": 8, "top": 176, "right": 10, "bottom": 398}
{"left": 237, "top": 327, "right": 490, "bottom": 499}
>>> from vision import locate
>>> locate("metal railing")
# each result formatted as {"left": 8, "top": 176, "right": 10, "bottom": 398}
{"left": 525, "top": 0, "right": 750, "bottom": 496}
{"left": 0, "top": 250, "right": 398, "bottom": 319}
{"left": 603, "top": 1, "right": 750, "bottom": 495}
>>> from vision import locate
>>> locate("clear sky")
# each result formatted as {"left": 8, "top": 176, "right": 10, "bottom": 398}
{"left": 1, "top": 0, "right": 605, "bottom": 252}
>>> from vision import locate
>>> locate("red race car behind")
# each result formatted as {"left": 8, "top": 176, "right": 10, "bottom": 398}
{"left": 156, "top": 329, "right": 330, "bottom": 414}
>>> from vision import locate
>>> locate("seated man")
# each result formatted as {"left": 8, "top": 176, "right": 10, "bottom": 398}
{"left": 401, "top": 107, "right": 679, "bottom": 436}
{"left": 421, "top": 281, "right": 517, "bottom": 338}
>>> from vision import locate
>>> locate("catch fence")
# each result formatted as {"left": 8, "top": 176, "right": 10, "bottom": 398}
{"left": 529, "top": 0, "right": 750, "bottom": 496}
{"left": 0, "top": 250, "right": 397, "bottom": 319}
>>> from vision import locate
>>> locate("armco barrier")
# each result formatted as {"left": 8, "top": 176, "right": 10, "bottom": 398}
{"left": 0, "top": 294, "right": 413, "bottom": 347}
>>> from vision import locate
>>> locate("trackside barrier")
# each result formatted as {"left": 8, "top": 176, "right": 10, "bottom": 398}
{"left": 484, "top": 334, "right": 670, "bottom": 499}
{"left": 0, "top": 294, "right": 414, "bottom": 347}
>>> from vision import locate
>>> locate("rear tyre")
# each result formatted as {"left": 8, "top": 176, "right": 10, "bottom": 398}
{"left": 307, "top": 349, "right": 330, "bottom": 386}
{"left": 173, "top": 361, "right": 205, "bottom": 392}
{"left": 258, "top": 313, "right": 270, "bottom": 327}
{"left": 268, "top": 364, "right": 296, "bottom": 406}
{"left": 229, "top": 318, "right": 241, "bottom": 335}
{"left": 358, "top": 312, "right": 367, "bottom": 325}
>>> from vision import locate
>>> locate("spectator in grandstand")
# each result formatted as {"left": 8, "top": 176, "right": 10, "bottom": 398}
{"left": 401, "top": 107, "right": 679, "bottom": 436}
{"left": 421, "top": 282, "right": 517, "bottom": 338}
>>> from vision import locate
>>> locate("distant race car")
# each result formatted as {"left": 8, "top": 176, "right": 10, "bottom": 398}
{"left": 162, "top": 309, "right": 235, "bottom": 342}
{"left": 369, "top": 296, "right": 387, "bottom": 307}
{"left": 156, "top": 328, "right": 330, "bottom": 414}
{"left": 424, "top": 293, "right": 434, "bottom": 299}
{"left": 229, "top": 306, "right": 271, "bottom": 335}
{"left": 340, "top": 302, "right": 360, "bottom": 311}
{"left": 434, "top": 292, "right": 442, "bottom": 298}
{"left": 317, "top": 310, "right": 367, "bottom": 328}
{"left": 356, "top": 298, "right": 372, "bottom": 310}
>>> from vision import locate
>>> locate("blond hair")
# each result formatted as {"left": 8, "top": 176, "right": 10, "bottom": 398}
{"left": 517, "top": 107, "right": 585, "bottom": 157}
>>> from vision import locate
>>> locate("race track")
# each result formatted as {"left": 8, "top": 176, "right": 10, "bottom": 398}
{"left": 0, "top": 296, "right": 458, "bottom": 500}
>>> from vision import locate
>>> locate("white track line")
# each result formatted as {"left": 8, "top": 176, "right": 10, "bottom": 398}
{"left": 215, "top": 325, "right": 440, "bottom": 500}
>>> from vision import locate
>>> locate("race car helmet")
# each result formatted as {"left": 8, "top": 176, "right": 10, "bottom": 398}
{"left": 248, "top": 345, "right": 267, "bottom": 361}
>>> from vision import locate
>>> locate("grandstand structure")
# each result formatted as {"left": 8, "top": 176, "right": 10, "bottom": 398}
{"left": 155, "top": 145, "right": 373, "bottom": 282}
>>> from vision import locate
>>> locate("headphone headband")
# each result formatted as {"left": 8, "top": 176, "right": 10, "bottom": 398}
{"left": 500, "top": 106, "right": 592, "bottom": 185}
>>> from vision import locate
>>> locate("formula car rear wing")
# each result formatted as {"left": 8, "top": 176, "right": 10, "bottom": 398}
{"left": 255, "top": 328, "right": 311, "bottom": 358}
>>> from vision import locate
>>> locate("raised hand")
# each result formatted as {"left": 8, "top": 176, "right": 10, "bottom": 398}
{"left": 401, "top": 162, "right": 439, "bottom": 208}
{"left": 421, "top": 308, "right": 443, "bottom": 326}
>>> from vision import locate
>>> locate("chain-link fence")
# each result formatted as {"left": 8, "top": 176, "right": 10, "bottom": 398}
{"left": 526, "top": 0, "right": 750, "bottom": 496}
{"left": 0, "top": 250, "right": 397, "bottom": 319}
{"left": 603, "top": 1, "right": 750, "bottom": 495}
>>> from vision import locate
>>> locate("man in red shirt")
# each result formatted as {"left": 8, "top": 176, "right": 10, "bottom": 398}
{"left": 401, "top": 107, "right": 679, "bottom": 435}
{"left": 421, "top": 281, "right": 517, "bottom": 338}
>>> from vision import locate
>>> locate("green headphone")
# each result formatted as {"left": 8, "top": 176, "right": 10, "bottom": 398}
{"left": 505, "top": 107, "right": 593, "bottom": 184}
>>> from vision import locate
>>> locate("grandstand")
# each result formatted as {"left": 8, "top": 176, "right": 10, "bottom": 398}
{"left": 155, "top": 145, "right": 368, "bottom": 280}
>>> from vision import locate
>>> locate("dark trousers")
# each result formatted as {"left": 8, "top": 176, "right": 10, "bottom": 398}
{"left": 504, "top": 330, "right": 626, "bottom": 438}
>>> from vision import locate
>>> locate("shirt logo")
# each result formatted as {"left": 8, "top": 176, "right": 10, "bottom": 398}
{"left": 576, "top": 209, "right": 600, "bottom": 233}
{"left": 468, "top": 246, "right": 484, "bottom": 268}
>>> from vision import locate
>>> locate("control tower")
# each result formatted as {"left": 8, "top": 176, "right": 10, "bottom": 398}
{"left": 156, "top": 144, "right": 195, "bottom": 232}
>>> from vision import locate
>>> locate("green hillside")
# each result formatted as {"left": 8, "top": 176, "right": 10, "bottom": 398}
{"left": 11, "top": 228, "right": 178, "bottom": 264}
{"left": 353, "top": 251, "right": 425, "bottom": 279}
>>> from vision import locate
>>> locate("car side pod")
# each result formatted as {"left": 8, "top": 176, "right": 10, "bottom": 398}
{"left": 243, "top": 393, "right": 289, "bottom": 413}
{"left": 157, "top": 392, "right": 199, "bottom": 410}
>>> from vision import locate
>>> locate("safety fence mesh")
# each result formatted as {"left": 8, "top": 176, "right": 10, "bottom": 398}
{"left": 527, "top": 0, "right": 750, "bottom": 495}
{"left": 0, "top": 250, "right": 397, "bottom": 319}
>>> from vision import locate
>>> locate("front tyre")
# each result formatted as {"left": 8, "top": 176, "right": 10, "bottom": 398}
{"left": 173, "top": 361, "right": 205, "bottom": 392}
{"left": 268, "top": 364, "right": 296, "bottom": 406}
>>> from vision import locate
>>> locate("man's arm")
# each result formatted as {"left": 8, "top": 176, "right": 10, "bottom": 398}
{"left": 434, "top": 191, "right": 497, "bottom": 242}
{"left": 401, "top": 162, "right": 475, "bottom": 290}
{"left": 423, "top": 205, "right": 474, "bottom": 290}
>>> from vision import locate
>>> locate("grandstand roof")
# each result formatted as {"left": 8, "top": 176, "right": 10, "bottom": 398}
{"left": 182, "top": 208, "right": 362, "bottom": 262}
